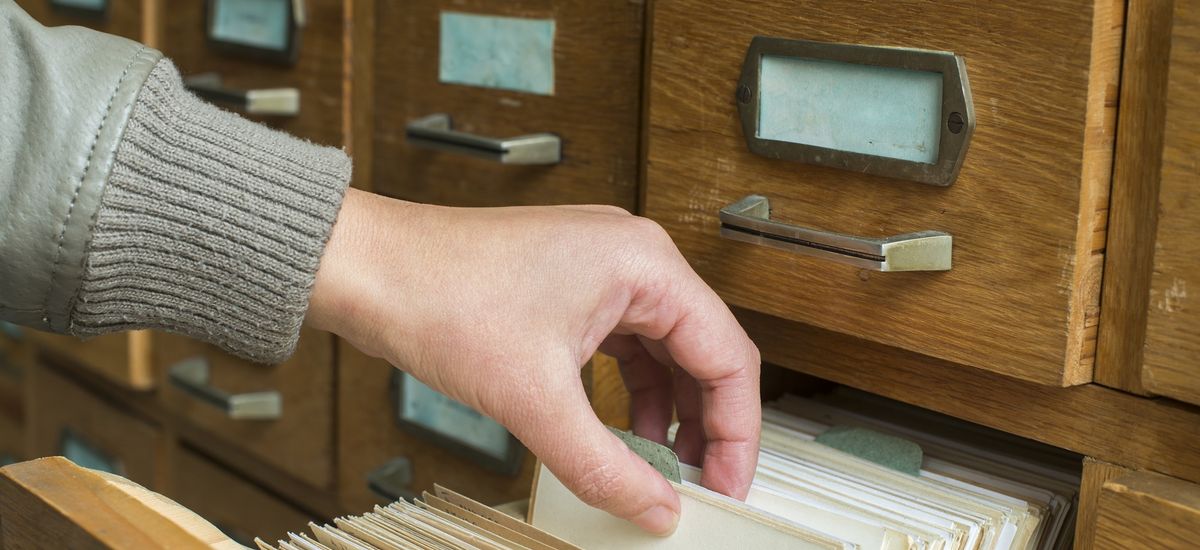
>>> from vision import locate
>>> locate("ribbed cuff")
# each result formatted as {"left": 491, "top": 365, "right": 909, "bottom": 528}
{"left": 70, "top": 59, "right": 351, "bottom": 363}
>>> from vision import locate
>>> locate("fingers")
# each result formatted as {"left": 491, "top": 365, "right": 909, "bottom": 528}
{"left": 620, "top": 261, "right": 762, "bottom": 500}
{"left": 599, "top": 335, "right": 673, "bottom": 445}
{"left": 671, "top": 368, "right": 705, "bottom": 467}
{"left": 506, "top": 365, "right": 681, "bottom": 536}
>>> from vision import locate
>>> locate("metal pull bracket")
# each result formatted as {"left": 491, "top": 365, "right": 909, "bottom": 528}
{"left": 719, "top": 195, "right": 952, "bottom": 272}
{"left": 405, "top": 114, "right": 561, "bottom": 165}
{"left": 168, "top": 357, "right": 282, "bottom": 420}
{"left": 184, "top": 73, "right": 300, "bottom": 116}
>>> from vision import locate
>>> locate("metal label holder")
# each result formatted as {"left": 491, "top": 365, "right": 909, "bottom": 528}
{"left": 205, "top": 0, "right": 302, "bottom": 66}
{"left": 737, "top": 36, "right": 975, "bottom": 186}
{"left": 390, "top": 371, "right": 526, "bottom": 477}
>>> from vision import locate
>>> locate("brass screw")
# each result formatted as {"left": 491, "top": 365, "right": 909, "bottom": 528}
{"left": 948, "top": 112, "right": 965, "bottom": 134}
{"left": 737, "top": 84, "right": 753, "bottom": 104}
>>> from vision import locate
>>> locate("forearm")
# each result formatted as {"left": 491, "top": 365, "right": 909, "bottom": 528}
{"left": 0, "top": 2, "right": 352, "bottom": 363}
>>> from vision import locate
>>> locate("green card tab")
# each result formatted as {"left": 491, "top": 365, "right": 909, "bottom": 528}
{"left": 608, "top": 427, "right": 682, "bottom": 483}
{"left": 815, "top": 426, "right": 923, "bottom": 476}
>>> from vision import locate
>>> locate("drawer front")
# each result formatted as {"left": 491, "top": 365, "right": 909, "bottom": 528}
{"left": 370, "top": 0, "right": 643, "bottom": 209}
{"left": 155, "top": 331, "right": 334, "bottom": 489}
{"left": 643, "top": 0, "right": 1120, "bottom": 385}
{"left": 14, "top": 0, "right": 142, "bottom": 40}
{"left": 28, "top": 363, "right": 162, "bottom": 489}
{"left": 26, "top": 332, "right": 153, "bottom": 390}
{"left": 1141, "top": 0, "right": 1200, "bottom": 405}
{"left": 170, "top": 447, "right": 311, "bottom": 546}
{"left": 337, "top": 345, "right": 534, "bottom": 512}
{"left": 1094, "top": 471, "right": 1200, "bottom": 549}
{"left": 160, "top": 0, "right": 344, "bottom": 147}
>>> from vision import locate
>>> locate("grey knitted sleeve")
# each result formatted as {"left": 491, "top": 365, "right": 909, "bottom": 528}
{"left": 69, "top": 59, "right": 352, "bottom": 364}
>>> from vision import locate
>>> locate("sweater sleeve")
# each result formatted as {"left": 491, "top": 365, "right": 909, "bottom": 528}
{"left": 70, "top": 59, "right": 352, "bottom": 364}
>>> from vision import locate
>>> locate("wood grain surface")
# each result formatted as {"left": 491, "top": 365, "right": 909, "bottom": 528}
{"left": 13, "top": 0, "right": 142, "bottom": 40}
{"left": 1094, "top": 470, "right": 1200, "bottom": 549}
{"left": 153, "top": 330, "right": 335, "bottom": 490}
{"left": 0, "top": 457, "right": 223, "bottom": 549}
{"left": 369, "top": 0, "right": 643, "bottom": 209}
{"left": 169, "top": 446, "right": 312, "bottom": 546}
{"left": 25, "top": 331, "right": 153, "bottom": 390}
{"left": 1094, "top": 0, "right": 1175, "bottom": 395}
{"left": 1141, "top": 0, "right": 1200, "bottom": 406}
{"left": 27, "top": 363, "right": 163, "bottom": 490}
{"left": 644, "top": 0, "right": 1121, "bottom": 386}
{"left": 736, "top": 307, "right": 1200, "bottom": 486}
{"left": 336, "top": 344, "right": 536, "bottom": 512}
{"left": 1076, "top": 458, "right": 1131, "bottom": 550}
{"left": 158, "top": 0, "right": 345, "bottom": 147}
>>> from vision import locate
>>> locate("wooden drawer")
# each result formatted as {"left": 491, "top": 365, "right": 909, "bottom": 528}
{"left": 643, "top": 0, "right": 1120, "bottom": 386}
{"left": 159, "top": 0, "right": 344, "bottom": 147}
{"left": 25, "top": 332, "right": 153, "bottom": 390}
{"left": 169, "top": 446, "right": 312, "bottom": 546}
{"left": 28, "top": 363, "right": 163, "bottom": 490}
{"left": 1093, "top": 470, "right": 1200, "bottom": 549}
{"left": 14, "top": 0, "right": 142, "bottom": 40}
{"left": 1134, "top": 0, "right": 1200, "bottom": 406}
{"left": 337, "top": 345, "right": 534, "bottom": 512}
{"left": 368, "top": 0, "right": 643, "bottom": 208}
{"left": 154, "top": 331, "right": 334, "bottom": 489}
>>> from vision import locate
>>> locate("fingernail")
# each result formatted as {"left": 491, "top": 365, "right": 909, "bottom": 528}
{"left": 634, "top": 505, "right": 680, "bottom": 536}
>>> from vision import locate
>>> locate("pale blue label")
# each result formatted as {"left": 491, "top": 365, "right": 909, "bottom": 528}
{"left": 759, "top": 56, "right": 943, "bottom": 165}
{"left": 52, "top": 0, "right": 107, "bottom": 10}
{"left": 210, "top": 0, "right": 291, "bottom": 53}
{"left": 439, "top": 12, "right": 555, "bottom": 95}
{"left": 400, "top": 373, "right": 512, "bottom": 460}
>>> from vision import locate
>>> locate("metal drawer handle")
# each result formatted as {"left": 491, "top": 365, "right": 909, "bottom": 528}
{"left": 184, "top": 73, "right": 300, "bottom": 116}
{"left": 719, "top": 195, "right": 952, "bottom": 272}
{"left": 168, "top": 357, "right": 282, "bottom": 420}
{"left": 405, "top": 113, "right": 561, "bottom": 165}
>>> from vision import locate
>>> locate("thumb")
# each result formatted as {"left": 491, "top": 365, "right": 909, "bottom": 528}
{"left": 508, "top": 373, "right": 681, "bottom": 535}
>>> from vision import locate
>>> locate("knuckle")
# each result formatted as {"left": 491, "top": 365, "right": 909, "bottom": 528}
{"left": 573, "top": 461, "right": 626, "bottom": 510}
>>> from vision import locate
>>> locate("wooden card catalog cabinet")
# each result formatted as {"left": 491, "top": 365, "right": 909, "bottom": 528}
{"left": 337, "top": 346, "right": 534, "bottom": 512}
{"left": 643, "top": 0, "right": 1120, "bottom": 385}
{"left": 155, "top": 331, "right": 335, "bottom": 489}
{"left": 160, "top": 0, "right": 343, "bottom": 146}
{"left": 14, "top": 0, "right": 141, "bottom": 40}
{"left": 1135, "top": 1, "right": 1200, "bottom": 406}
{"left": 368, "top": 0, "right": 643, "bottom": 208}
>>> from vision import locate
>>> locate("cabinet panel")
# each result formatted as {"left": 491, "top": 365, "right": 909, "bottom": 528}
{"left": 28, "top": 363, "right": 163, "bottom": 489}
{"left": 369, "top": 0, "right": 642, "bottom": 209}
{"left": 1094, "top": 471, "right": 1200, "bottom": 549}
{"left": 169, "top": 447, "right": 311, "bottom": 546}
{"left": 14, "top": 0, "right": 142, "bottom": 41}
{"left": 1142, "top": 0, "right": 1200, "bottom": 406}
{"left": 155, "top": 330, "right": 334, "bottom": 489}
{"left": 25, "top": 332, "right": 152, "bottom": 390}
{"left": 643, "top": 0, "right": 1119, "bottom": 385}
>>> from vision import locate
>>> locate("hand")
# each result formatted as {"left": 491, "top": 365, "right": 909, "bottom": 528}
{"left": 308, "top": 189, "right": 761, "bottom": 535}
